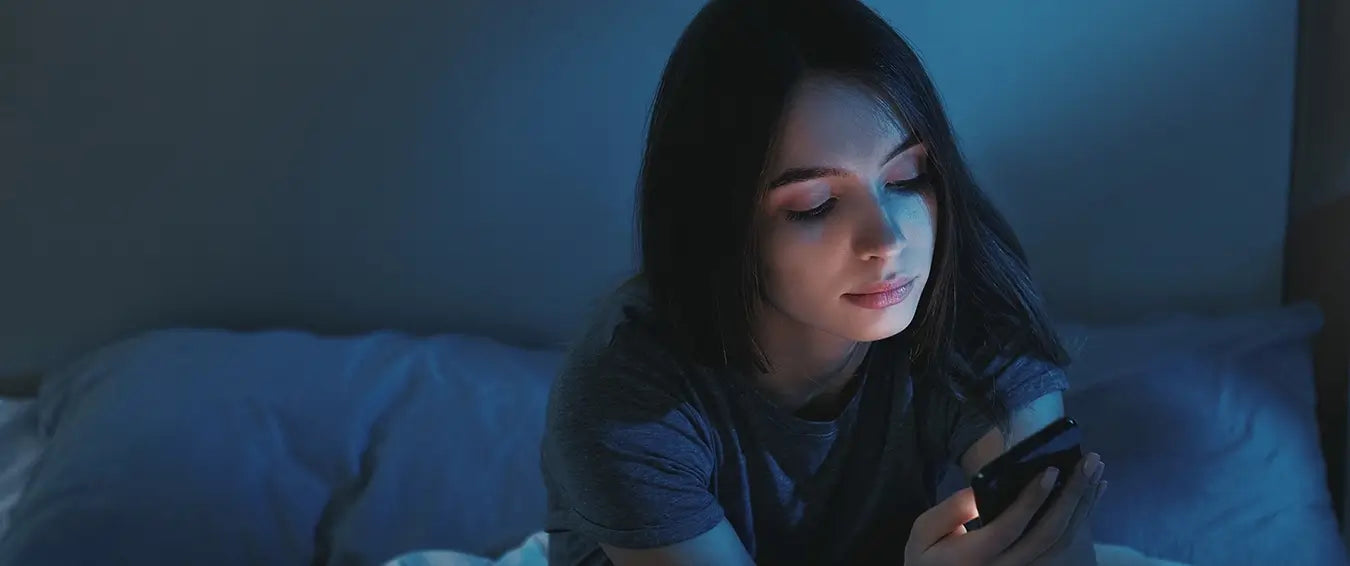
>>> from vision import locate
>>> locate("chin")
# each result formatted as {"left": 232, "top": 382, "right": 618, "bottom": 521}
{"left": 843, "top": 306, "right": 918, "bottom": 342}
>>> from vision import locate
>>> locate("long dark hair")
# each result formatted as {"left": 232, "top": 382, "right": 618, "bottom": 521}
{"left": 637, "top": 0, "right": 1069, "bottom": 432}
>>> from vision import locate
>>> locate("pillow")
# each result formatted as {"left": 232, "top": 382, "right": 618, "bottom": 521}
{"left": 0, "top": 398, "right": 42, "bottom": 539}
{"left": 1060, "top": 303, "right": 1347, "bottom": 566}
{"left": 0, "top": 329, "right": 563, "bottom": 565}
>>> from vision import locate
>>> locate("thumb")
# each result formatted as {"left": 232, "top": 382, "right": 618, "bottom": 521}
{"left": 911, "top": 488, "right": 980, "bottom": 551}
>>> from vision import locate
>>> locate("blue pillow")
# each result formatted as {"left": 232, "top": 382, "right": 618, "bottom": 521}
{"left": 0, "top": 329, "right": 561, "bottom": 565}
{"left": 1060, "top": 304, "right": 1346, "bottom": 566}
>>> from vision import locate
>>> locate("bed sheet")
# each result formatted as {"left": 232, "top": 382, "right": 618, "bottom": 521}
{"left": 380, "top": 533, "right": 1193, "bottom": 566}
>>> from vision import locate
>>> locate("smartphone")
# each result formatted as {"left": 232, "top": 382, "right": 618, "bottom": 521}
{"left": 970, "top": 417, "right": 1082, "bottom": 529}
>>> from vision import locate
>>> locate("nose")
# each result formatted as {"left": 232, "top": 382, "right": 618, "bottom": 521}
{"left": 855, "top": 194, "right": 904, "bottom": 261}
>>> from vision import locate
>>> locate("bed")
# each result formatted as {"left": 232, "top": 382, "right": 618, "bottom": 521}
{"left": 4, "top": 0, "right": 1347, "bottom": 564}
{"left": 0, "top": 303, "right": 1346, "bottom": 565}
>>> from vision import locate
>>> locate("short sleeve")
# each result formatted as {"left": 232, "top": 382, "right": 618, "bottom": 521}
{"left": 941, "top": 356, "right": 1071, "bottom": 466}
{"left": 541, "top": 342, "right": 725, "bottom": 550}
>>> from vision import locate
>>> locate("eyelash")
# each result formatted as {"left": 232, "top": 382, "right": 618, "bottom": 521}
{"left": 785, "top": 173, "right": 932, "bottom": 222}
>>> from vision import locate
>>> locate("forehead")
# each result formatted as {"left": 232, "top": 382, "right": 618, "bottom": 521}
{"left": 770, "top": 77, "right": 910, "bottom": 170}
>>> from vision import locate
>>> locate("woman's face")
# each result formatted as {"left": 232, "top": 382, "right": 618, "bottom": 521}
{"left": 757, "top": 78, "right": 936, "bottom": 343}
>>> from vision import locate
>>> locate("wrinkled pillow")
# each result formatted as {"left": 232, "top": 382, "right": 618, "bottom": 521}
{"left": 0, "top": 329, "right": 562, "bottom": 565}
{"left": 1061, "top": 303, "right": 1346, "bottom": 566}
{"left": 0, "top": 398, "right": 42, "bottom": 539}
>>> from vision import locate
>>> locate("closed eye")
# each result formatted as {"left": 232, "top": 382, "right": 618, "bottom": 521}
{"left": 786, "top": 197, "right": 837, "bottom": 221}
{"left": 886, "top": 173, "right": 931, "bottom": 192}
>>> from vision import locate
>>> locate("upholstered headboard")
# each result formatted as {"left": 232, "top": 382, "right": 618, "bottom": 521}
{"left": 1285, "top": 194, "right": 1350, "bottom": 527}
{"left": 0, "top": 0, "right": 1298, "bottom": 380}
{"left": 1288, "top": 0, "right": 1350, "bottom": 531}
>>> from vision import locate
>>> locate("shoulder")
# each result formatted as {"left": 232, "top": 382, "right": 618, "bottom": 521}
{"left": 551, "top": 274, "right": 698, "bottom": 416}
{"left": 916, "top": 352, "right": 1068, "bottom": 408}
{"left": 545, "top": 274, "right": 719, "bottom": 457}
{"left": 920, "top": 352, "right": 1070, "bottom": 464}
{"left": 985, "top": 354, "right": 1069, "bottom": 409}
{"left": 542, "top": 278, "right": 726, "bottom": 549}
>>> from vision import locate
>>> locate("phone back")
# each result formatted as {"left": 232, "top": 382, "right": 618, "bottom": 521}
{"left": 970, "top": 417, "right": 1082, "bottom": 527}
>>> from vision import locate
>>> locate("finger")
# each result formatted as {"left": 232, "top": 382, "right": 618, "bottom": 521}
{"left": 1001, "top": 453, "right": 1104, "bottom": 563}
{"left": 970, "top": 466, "right": 1059, "bottom": 556}
{"left": 1041, "top": 473, "right": 1108, "bottom": 559}
{"left": 909, "top": 487, "right": 981, "bottom": 553}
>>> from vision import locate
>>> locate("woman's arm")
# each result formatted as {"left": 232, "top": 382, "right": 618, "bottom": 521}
{"left": 959, "top": 391, "right": 1100, "bottom": 566}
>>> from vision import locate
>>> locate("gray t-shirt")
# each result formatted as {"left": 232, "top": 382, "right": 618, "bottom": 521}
{"left": 540, "top": 279, "right": 1068, "bottom": 565}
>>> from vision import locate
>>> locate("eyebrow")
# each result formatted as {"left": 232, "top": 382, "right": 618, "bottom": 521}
{"left": 766, "top": 133, "right": 920, "bottom": 190}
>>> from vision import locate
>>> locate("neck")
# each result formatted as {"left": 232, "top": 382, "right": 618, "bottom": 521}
{"left": 751, "top": 303, "right": 870, "bottom": 414}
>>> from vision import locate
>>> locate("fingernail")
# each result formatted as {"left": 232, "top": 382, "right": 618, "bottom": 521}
{"left": 1041, "top": 467, "right": 1060, "bottom": 490}
{"left": 1081, "top": 453, "right": 1100, "bottom": 476}
{"left": 1090, "top": 462, "right": 1106, "bottom": 485}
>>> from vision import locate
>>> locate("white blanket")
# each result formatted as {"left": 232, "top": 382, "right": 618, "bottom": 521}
{"left": 383, "top": 533, "right": 1191, "bottom": 566}
{"left": 385, "top": 532, "right": 548, "bottom": 566}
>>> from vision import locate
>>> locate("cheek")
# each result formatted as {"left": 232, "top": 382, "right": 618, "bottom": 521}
{"left": 758, "top": 223, "right": 838, "bottom": 302}
{"left": 886, "top": 192, "right": 937, "bottom": 245}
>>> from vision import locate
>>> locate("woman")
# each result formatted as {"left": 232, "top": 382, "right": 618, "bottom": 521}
{"left": 541, "top": 1, "right": 1106, "bottom": 564}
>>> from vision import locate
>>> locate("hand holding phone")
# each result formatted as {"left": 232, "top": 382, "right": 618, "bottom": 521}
{"left": 971, "top": 417, "right": 1083, "bottom": 528}
{"left": 904, "top": 418, "right": 1107, "bottom": 566}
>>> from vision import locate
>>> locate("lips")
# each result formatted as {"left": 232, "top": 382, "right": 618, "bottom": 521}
{"left": 849, "top": 276, "right": 915, "bottom": 296}
{"left": 843, "top": 276, "right": 917, "bottom": 310}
